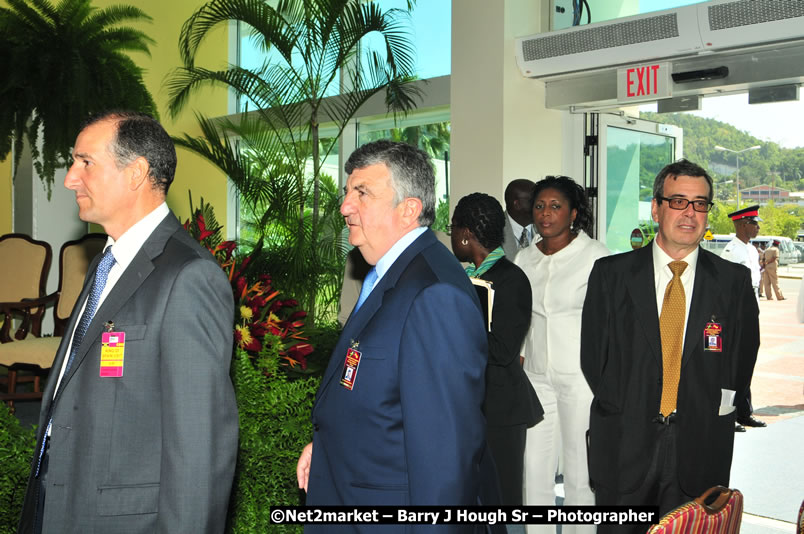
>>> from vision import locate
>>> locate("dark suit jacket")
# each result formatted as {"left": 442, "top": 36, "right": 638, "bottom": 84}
{"left": 479, "top": 258, "right": 542, "bottom": 427}
{"left": 19, "top": 213, "right": 238, "bottom": 534}
{"left": 306, "top": 230, "right": 488, "bottom": 533}
{"left": 580, "top": 244, "right": 759, "bottom": 498}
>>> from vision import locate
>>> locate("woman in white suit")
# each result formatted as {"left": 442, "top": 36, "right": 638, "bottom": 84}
{"left": 515, "top": 176, "right": 609, "bottom": 534}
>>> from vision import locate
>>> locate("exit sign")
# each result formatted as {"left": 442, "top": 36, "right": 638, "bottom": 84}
{"left": 617, "top": 62, "right": 671, "bottom": 103}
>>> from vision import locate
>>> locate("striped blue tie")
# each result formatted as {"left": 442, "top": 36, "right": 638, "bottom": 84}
{"left": 35, "top": 247, "right": 116, "bottom": 477}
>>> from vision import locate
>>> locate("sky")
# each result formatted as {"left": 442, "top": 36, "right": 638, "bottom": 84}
{"left": 687, "top": 94, "right": 804, "bottom": 150}
{"left": 641, "top": 94, "right": 804, "bottom": 150}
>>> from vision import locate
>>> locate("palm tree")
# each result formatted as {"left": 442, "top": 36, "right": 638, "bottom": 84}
{"left": 167, "top": 0, "right": 422, "bottom": 319}
{"left": 0, "top": 0, "right": 157, "bottom": 196}
{"left": 174, "top": 113, "right": 348, "bottom": 321}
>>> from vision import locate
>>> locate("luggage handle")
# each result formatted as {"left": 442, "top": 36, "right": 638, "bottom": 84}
{"left": 694, "top": 486, "right": 733, "bottom": 514}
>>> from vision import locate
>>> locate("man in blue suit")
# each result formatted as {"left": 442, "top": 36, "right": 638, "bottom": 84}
{"left": 297, "top": 140, "right": 489, "bottom": 532}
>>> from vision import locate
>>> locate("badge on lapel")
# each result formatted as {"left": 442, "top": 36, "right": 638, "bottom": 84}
{"left": 340, "top": 340, "right": 362, "bottom": 390}
{"left": 100, "top": 321, "right": 125, "bottom": 377}
{"left": 703, "top": 317, "right": 722, "bottom": 353}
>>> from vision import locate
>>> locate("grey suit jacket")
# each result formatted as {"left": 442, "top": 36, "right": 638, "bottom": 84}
{"left": 502, "top": 215, "right": 529, "bottom": 260}
{"left": 19, "top": 213, "right": 238, "bottom": 534}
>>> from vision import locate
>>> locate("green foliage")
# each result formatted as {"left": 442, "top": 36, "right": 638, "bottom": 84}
{"left": 432, "top": 198, "right": 450, "bottom": 234}
{"left": 227, "top": 345, "right": 319, "bottom": 534}
{"left": 708, "top": 202, "right": 737, "bottom": 235}
{"left": 759, "top": 202, "right": 802, "bottom": 239}
{"left": 0, "top": 405, "right": 35, "bottom": 532}
{"left": 296, "top": 320, "right": 342, "bottom": 378}
{"left": 167, "top": 0, "right": 423, "bottom": 321}
{"left": 0, "top": 0, "right": 157, "bottom": 196}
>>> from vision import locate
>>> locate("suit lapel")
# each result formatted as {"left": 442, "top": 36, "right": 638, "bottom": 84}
{"left": 53, "top": 215, "right": 179, "bottom": 400}
{"left": 625, "top": 245, "right": 663, "bottom": 366}
{"left": 39, "top": 255, "right": 101, "bottom": 416}
{"left": 314, "top": 230, "right": 438, "bottom": 408}
{"left": 681, "top": 250, "right": 721, "bottom": 369}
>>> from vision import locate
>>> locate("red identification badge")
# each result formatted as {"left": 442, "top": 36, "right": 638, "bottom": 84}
{"left": 340, "top": 347, "right": 362, "bottom": 390}
{"left": 100, "top": 331, "right": 125, "bottom": 377}
{"left": 703, "top": 322, "right": 722, "bottom": 352}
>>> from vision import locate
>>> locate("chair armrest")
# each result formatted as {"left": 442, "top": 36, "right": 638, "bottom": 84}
{"left": 0, "top": 292, "right": 59, "bottom": 342}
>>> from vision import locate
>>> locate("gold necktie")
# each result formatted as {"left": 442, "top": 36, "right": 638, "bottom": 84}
{"left": 659, "top": 260, "right": 687, "bottom": 416}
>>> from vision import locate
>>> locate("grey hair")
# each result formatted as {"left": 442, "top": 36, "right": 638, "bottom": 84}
{"left": 344, "top": 140, "right": 436, "bottom": 226}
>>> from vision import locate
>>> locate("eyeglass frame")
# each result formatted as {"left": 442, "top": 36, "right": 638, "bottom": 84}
{"left": 655, "top": 196, "right": 714, "bottom": 213}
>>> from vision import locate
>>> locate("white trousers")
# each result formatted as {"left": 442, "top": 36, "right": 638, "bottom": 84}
{"left": 523, "top": 369, "right": 595, "bottom": 534}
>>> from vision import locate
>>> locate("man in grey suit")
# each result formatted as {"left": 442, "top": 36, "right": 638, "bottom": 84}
{"left": 19, "top": 111, "right": 238, "bottom": 533}
{"left": 502, "top": 179, "right": 535, "bottom": 259}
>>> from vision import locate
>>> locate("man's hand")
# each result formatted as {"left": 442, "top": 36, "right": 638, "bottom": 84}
{"left": 297, "top": 442, "right": 313, "bottom": 491}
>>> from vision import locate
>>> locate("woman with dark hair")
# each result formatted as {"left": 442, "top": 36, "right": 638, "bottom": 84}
{"left": 450, "top": 192, "right": 543, "bottom": 512}
{"left": 514, "top": 176, "right": 608, "bottom": 534}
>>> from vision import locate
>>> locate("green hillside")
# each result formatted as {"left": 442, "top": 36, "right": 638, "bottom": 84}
{"left": 639, "top": 111, "right": 804, "bottom": 238}
{"left": 640, "top": 111, "right": 804, "bottom": 194}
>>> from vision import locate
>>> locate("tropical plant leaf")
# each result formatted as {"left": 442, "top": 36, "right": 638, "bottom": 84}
{"left": 168, "top": 0, "right": 421, "bottom": 321}
{"left": 0, "top": 0, "right": 157, "bottom": 196}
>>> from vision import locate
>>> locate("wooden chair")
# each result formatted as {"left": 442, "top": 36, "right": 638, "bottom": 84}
{"left": 0, "top": 233, "right": 52, "bottom": 342}
{"left": 0, "top": 234, "right": 106, "bottom": 410}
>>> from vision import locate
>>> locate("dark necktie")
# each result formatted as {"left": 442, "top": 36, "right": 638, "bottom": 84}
{"left": 659, "top": 260, "right": 687, "bottom": 417}
{"left": 519, "top": 227, "right": 529, "bottom": 248}
{"left": 35, "top": 247, "right": 116, "bottom": 477}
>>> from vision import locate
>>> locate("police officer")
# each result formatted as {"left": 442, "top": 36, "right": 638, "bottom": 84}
{"left": 721, "top": 205, "right": 762, "bottom": 298}
{"left": 721, "top": 205, "right": 767, "bottom": 431}
{"left": 763, "top": 240, "right": 786, "bottom": 301}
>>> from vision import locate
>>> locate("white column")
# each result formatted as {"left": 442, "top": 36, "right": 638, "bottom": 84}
{"left": 450, "top": 0, "right": 567, "bottom": 209}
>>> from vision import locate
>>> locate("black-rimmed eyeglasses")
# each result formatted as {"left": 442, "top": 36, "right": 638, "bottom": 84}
{"left": 656, "top": 196, "right": 713, "bottom": 213}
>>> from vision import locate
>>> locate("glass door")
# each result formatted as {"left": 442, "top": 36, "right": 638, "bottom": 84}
{"left": 597, "top": 115, "right": 683, "bottom": 253}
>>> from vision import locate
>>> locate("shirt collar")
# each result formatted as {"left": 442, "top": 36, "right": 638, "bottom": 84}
{"left": 105, "top": 202, "right": 170, "bottom": 270}
{"left": 374, "top": 226, "right": 428, "bottom": 283}
{"left": 652, "top": 239, "right": 698, "bottom": 278}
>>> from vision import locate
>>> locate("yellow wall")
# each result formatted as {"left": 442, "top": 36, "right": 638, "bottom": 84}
{"left": 101, "top": 0, "right": 231, "bottom": 230}
{"left": 0, "top": 156, "right": 10, "bottom": 234}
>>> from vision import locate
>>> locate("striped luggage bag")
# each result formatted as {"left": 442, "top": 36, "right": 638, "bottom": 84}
{"left": 647, "top": 486, "right": 743, "bottom": 534}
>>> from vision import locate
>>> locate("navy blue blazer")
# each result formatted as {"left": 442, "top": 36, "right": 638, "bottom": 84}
{"left": 306, "top": 229, "right": 489, "bottom": 533}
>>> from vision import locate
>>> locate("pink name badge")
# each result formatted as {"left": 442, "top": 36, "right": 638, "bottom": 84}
{"left": 100, "top": 331, "right": 125, "bottom": 377}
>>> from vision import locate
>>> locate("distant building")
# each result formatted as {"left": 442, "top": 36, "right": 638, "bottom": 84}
{"left": 740, "top": 184, "right": 790, "bottom": 203}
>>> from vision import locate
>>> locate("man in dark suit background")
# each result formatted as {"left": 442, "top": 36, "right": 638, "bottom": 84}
{"left": 19, "top": 111, "right": 237, "bottom": 533}
{"left": 297, "top": 140, "right": 489, "bottom": 532}
{"left": 581, "top": 159, "right": 759, "bottom": 531}
{"left": 502, "top": 179, "right": 535, "bottom": 259}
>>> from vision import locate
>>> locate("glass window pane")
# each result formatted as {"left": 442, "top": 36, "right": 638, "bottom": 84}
{"left": 367, "top": 0, "right": 451, "bottom": 80}
{"left": 605, "top": 126, "right": 675, "bottom": 253}
{"left": 357, "top": 115, "right": 451, "bottom": 231}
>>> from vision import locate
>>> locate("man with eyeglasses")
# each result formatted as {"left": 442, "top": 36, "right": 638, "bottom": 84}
{"left": 721, "top": 206, "right": 767, "bottom": 433}
{"left": 581, "top": 159, "right": 759, "bottom": 530}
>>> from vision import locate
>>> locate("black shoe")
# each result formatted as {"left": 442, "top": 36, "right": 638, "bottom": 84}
{"left": 737, "top": 415, "right": 767, "bottom": 427}
{"left": 735, "top": 423, "right": 746, "bottom": 432}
